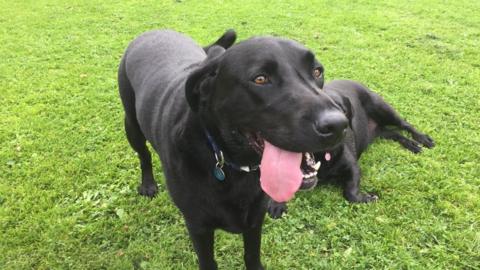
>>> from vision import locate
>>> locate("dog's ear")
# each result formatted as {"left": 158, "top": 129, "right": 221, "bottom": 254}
{"left": 339, "top": 96, "right": 353, "bottom": 127}
{"left": 203, "top": 29, "right": 236, "bottom": 53}
{"left": 330, "top": 94, "right": 353, "bottom": 127}
{"left": 318, "top": 73, "right": 325, "bottom": 89}
{"left": 185, "top": 45, "right": 225, "bottom": 112}
{"left": 317, "top": 65, "right": 325, "bottom": 89}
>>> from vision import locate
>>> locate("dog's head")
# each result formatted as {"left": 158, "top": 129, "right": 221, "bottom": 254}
{"left": 186, "top": 34, "right": 347, "bottom": 202}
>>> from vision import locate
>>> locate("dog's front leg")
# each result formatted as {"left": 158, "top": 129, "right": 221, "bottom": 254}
{"left": 242, "top": 222, "right": 264, "bottom": 270}
{"left": 342, "top": 151, "right": 378, "bottom": 203}
{"left": 187, "top": 228, "right": 217, "bottom": 270}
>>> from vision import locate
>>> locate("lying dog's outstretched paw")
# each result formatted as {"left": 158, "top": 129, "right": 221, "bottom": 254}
{"left": 403, "top": 139, "right": 422, "bottom": 154}
{"left": 267, "top": 200, "right": 287, "bottom": 219}
{"left": 413, "top": 133, "right": 435, "bottom": 148}
{"left": 138, "top": 183, "right": 158, "bottom": 198}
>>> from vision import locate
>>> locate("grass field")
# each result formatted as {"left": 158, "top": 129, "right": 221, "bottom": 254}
{"left": 1, "top": 0, "right": 479, "bottom": 269}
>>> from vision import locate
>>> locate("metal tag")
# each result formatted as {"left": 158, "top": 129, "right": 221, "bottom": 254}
{"left": 213, "top": 167, "right": 226, "bottom": 181}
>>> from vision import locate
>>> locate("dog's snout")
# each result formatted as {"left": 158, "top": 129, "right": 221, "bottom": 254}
{"left": 314, "top": 111, "right": 348, "bottom": 139}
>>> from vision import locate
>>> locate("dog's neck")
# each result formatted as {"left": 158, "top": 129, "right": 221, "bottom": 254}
{"left": 203, "top": 121, "right": 261, "bottom": 168}
{"left": 178, "top": 111, "right": 261, "bottom": 174}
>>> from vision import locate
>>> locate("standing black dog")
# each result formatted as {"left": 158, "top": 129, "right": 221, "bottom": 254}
{"left": 268, "top": 80, "right": 435, "bottom": 218}
{"left": 118, "top": 29, "right": 348, "bottom": 270}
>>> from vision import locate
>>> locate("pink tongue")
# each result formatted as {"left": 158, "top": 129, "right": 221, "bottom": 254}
{"left": 260, "top": 140, "right": 303, "bottom": 202}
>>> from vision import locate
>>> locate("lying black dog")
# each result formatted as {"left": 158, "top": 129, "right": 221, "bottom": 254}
{"left": 118, "top": 30, "right": 348, "bottom": 270}
{"left": 268, "top": 80, "right": 435, "bottom": 218}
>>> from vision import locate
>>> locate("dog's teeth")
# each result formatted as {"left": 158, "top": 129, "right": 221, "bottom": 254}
{"left": 313, "top": 161, "right": 321, "bottom": 171}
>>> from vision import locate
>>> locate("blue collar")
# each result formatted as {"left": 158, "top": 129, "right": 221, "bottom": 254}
{"left": 204, "top": 129, "right": 260, "bottom": 181}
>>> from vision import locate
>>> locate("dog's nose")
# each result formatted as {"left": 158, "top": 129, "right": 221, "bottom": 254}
{"left": 314, "top": 111, "right": 348, "bottom": 139}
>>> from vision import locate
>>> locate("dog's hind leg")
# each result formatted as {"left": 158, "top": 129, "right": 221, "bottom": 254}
{"left": 119, "top": 58, "right": 158, "bottom": 197}
{"left": 124, "top": 116, "right": 158, "bottom": 197}
{"left": 365, "top": 91, "right": 435, "bottom": 148}
{"left": 378, "top": 128, "right": 422, "bottom": 153}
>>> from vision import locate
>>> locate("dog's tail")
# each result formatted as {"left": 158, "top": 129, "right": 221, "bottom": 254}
{"left": 203, "top": 29, "right": 237, "bottom": 53}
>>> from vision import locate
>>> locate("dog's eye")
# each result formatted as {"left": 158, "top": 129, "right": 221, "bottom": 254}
{"left": 313, "top": 68, "right": 323, "bottom": 79}
{"left": 253, "top": 75, "right": 269, "bottom": 85}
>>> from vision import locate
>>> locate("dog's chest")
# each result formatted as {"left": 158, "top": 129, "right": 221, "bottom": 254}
{"left": 212, "top": 174, "right": 265, "bottom": 233}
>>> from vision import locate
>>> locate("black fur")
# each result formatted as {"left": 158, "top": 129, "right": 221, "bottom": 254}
{"left": 118, "top": 30, "right": 347, "bottom": 269}
{"left": 268, "top": 80, "right": 435, "bottom": 218}
{"left": 203, "top": 29, "right": 237, "bottom": 52}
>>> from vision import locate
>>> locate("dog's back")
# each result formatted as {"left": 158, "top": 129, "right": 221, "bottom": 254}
{"left": 119, "top": 30, "right": 206, "bottom": 148}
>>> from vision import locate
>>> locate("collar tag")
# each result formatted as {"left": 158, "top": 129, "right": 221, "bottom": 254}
{"left": 213, "top": 166, "right": 226, "bottom": 181}
{"left": 213, "top": 150, "right": 226, "bottom": 181}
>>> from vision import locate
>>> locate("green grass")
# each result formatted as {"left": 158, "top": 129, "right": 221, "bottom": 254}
{"left": 1, "top": 0, "right": 479, "bottom": 269}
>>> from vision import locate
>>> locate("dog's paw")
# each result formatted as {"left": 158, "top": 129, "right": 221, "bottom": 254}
{"left": 403, "top": 139, "right": 422, "bottom": 154}
{"left": 413, "top": 133, "right": 435, "bottom": 148}
{"left": 138, "top": 183, "right": 158, "bottom": 198}
{"left": 267, "top": 200, "right": 287, "bottom": 219}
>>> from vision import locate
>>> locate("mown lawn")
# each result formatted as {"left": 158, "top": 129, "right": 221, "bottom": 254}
{"left": 1, "top": 0, "right": 479, "bottom": 269}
